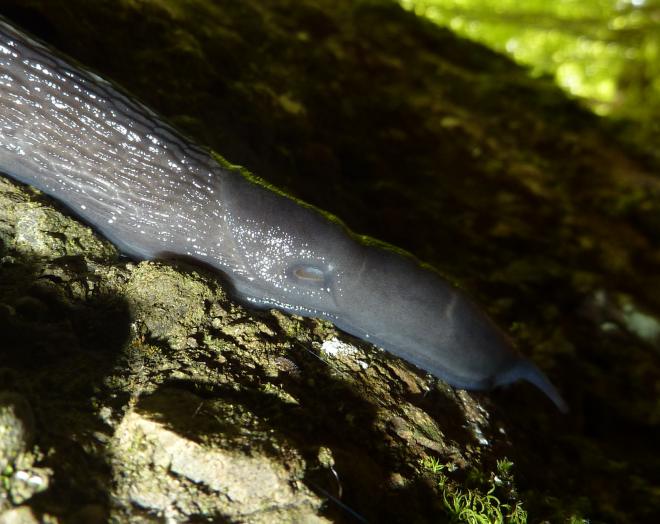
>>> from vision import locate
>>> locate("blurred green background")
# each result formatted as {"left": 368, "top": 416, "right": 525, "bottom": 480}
{"left": 401, "top": 0, "right": 660, "bottom": 142}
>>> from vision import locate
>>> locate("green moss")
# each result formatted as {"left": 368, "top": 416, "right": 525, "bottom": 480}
{"left": 421, "top": 457, "right": 527, "bottom": 524}
{"left": 2, "top": 464, "right": 13, "bottom": 491}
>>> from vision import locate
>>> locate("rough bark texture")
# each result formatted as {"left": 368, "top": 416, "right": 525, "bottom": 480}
{"left": 0, "top": 0, "right": 658, "bottom": 522}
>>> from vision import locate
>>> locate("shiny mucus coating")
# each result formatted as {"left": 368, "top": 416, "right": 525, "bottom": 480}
{"left": 0, "top": 16, "right": 567, "bottom": 412}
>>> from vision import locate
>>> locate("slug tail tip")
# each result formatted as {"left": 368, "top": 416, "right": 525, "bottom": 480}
{"left": 498, "top": 359, "right": 569, "bottom": 413}
{"left": 521, "top": 359, "right": 569, "bottom": 413}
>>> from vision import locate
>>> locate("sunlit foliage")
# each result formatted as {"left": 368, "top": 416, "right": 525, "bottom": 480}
{"left": 401, "top": 0, "right": 660, "bottom": 135}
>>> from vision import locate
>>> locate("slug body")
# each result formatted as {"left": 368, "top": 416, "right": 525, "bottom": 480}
{"left": 0, "top": 17, "right": 566, "bottom": 411}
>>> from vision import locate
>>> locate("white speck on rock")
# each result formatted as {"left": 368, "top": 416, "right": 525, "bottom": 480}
{"left": 320, "top": 337, "right": 357, "bottom": 357}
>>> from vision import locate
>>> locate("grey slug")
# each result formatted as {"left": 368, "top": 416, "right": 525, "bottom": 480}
{"left": 0, "top": 16, "right": 567, "bottom": 412}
